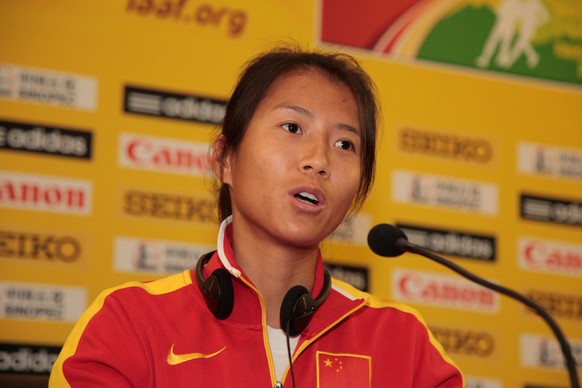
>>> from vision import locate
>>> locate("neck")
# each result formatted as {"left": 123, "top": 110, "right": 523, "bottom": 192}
{"left": 229, "top": 219, "right": 319, "bottom": 329}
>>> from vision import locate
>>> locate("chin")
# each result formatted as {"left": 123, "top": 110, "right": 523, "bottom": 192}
{"left": 282, "top": 225, "right": 334, "bottom": 249}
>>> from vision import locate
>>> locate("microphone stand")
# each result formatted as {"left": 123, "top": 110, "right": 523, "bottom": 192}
{"left": 397, "top": 239, "right": 580, "bottom": 388}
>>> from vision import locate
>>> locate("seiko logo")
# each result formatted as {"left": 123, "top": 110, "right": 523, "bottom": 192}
{"left": 525, "top": 290, "right": 582, "bottom": 321}
{"left": 521, "top": 193, "right": 582, "bottom": 227}
{"left": 0, "top": 63, "right": 97, "bottom": 110}
{"left": 0, "top": 171, "right": 92, "bottom": 215}
{"left": 114, "top": 237, "right": 212, "bottom": 274}
{"left": 518, "top": 141, "right": 582, "bottom": 180}
{"left": 119, "top": 133, "right": 211, "bottom": 176}
{"left": 324, "top": 263, "right": 369, "bottom": 291}
{"left": 393, "top": 170, "right": 498, "bottom": 215}
{"left": 399, "top": 128, "right": 493, "bottom": 163}
{"left": 396, "top": 223, "right": 496, "bottom": 261}
{"left": 518, "top": 236, "right": 582, "bottom": 277}
{"left": 392, "top": 269, "right": 499, "bottom": 312}
{"left": 0, "top": 119, "right": 92, "bottom": 159}
{"left": 122, "top": 189, "right": 215, "bottom": 223}
{"left": 0, "top": 230, "right": 82, "bottom": 263}
{"left": 430, "top": 327, "right": 495, "bottom": 358}
{"left": 124, "top": 85, "right": 226, "bottom": 124}
{"left": 0, "top": 343, "right": 61, "bottom": 375}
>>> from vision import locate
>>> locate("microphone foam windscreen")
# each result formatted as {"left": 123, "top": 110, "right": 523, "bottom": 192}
{"left": 367, "top": 224, "right": 408, "bottom": 257}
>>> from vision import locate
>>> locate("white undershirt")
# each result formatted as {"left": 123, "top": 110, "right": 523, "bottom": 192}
{"left": 267, "top": 326, "right": 299, "bottom": 382}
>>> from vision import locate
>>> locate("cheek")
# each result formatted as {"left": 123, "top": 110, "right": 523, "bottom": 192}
{"left": 335, "top": 165, "right": 361, "bottom": 205}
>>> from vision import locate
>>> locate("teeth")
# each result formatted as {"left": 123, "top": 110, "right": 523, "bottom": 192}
{"left": 296, "top": 191, "right": 318, "bottom": 205}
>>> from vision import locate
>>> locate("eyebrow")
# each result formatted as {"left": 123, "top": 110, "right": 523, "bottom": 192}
{"left": 275, "top": 104, "right": 361, "bottom": 137}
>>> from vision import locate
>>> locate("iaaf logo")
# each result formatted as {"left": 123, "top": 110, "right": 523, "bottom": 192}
{"left": 119, "top": 132, "right": 211, "bottom": 176}
{"left": 114, "top": 236, "right": 212, "bottom": 275}
{"left": 518, "top": 141, "right": 582, "bottom": 181}
{"left": 0, "top": 171, "right": 92, "bottom": 215}
{"left": 328, "top": 212, "right": 371, "bottom": 245}
{"left": 392, "top": 268, "right": 499, "bottom": 313}
{"left": 518, "top": 236, "right": 582, "bottom": 277}
{"left": 392, "top": 170, "right": 498, "bottom": 215}
{"left": 520, "top": 333, "right": 582, "bottom": 370}
{"left": 0, "top": 63, "right": 97, "bottom": 110}
{"left": 0, "top": 281, "right": 86, "bottom": 322}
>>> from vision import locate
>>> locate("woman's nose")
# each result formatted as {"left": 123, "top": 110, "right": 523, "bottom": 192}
{"left": 300, "top": 138, "right": 330, "bottom": 178}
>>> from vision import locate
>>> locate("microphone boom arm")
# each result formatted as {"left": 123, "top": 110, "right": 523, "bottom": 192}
{"left": 400, "top": 239, "right": 580, "bottom": 388}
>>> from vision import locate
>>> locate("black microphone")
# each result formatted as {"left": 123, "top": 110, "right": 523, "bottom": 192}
{"left": 368, "top": 223, "right": 580, "bottom": 388}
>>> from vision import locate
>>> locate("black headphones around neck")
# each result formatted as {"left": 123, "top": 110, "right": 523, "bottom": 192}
{"left": 195, "top": 251, "right": 331, "bottom": 337}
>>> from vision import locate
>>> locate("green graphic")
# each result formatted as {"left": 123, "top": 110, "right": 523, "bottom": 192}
{"left": 418, "top": 3, "right": 582, "bottom": 86}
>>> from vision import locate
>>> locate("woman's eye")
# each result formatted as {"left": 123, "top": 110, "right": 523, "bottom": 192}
{"left": 282, "top": 123, "right": 301, "bottom": 134}
{"left": 335, "top": 139, "right": 355, "bottom": 151}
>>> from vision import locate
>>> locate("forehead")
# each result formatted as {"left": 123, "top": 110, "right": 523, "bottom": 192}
{"left": 263, "top": 68, "right": 354, "bottom": 102}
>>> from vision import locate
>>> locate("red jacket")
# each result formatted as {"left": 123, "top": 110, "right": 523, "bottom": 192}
{"left": 50, "top": 223, "right": 463, "bottom": 387}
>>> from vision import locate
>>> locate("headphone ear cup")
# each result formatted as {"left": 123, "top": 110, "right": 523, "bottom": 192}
{"left": 280, "top": 285, "right": 315, "bottom": 337}
{"left": 202, "top": 268, "right": 234, "bottom": 320}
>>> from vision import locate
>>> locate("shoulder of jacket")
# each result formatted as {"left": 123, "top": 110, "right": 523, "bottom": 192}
{"left": 331, "top": 277, "right": 427, "bottom": 320}
{"left": 102, "top": 269, "right": 193, "bottom": 300}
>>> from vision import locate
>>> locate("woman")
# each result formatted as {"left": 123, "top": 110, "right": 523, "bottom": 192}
{"left": 50, "top": 47, "right": 463, "bottom": 387}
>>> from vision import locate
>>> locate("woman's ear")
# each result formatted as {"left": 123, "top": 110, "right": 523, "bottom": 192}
{"left": 211, "top": 135, "right": 233, "bottom": 185}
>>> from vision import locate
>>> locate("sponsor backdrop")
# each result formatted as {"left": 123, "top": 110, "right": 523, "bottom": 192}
{"left": 1, "top": 0, "right": 581, "bottom": 386}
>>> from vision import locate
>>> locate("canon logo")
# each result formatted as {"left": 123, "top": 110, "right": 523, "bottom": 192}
{"left": 519, "top": 237, "right": 582, "bottom": 276}
{"left": 119, "top": 133, "right": 211, "bottom": 175}
{"left": 0, "top": 171, "right": 92, "bottom": 215}
{"left": 393, "top": 269, "right": 498, "bottom": 312}
{"left": 400, "top": 128, "right": 493, "bottom": 163}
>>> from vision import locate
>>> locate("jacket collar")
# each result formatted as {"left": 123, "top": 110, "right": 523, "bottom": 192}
{"left": 196, "top": 217, "right": 368, "bottom": 334}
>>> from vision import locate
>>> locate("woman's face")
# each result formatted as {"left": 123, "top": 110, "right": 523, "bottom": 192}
{"left": 220, "top": 68, "right": 361, "bottom": 249}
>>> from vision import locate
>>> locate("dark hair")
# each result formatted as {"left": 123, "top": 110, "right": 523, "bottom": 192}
{"left": 214, "top": 46, "right": 379, "bottom": 221}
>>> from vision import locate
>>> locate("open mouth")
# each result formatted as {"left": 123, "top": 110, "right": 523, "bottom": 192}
{"left": 294, "top": 191, "right": 319, "bottom": 205}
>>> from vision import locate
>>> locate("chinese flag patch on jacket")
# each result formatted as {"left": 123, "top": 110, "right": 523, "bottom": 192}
{"left": 316, "top": 351, "right": 371, "bottom": 387}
